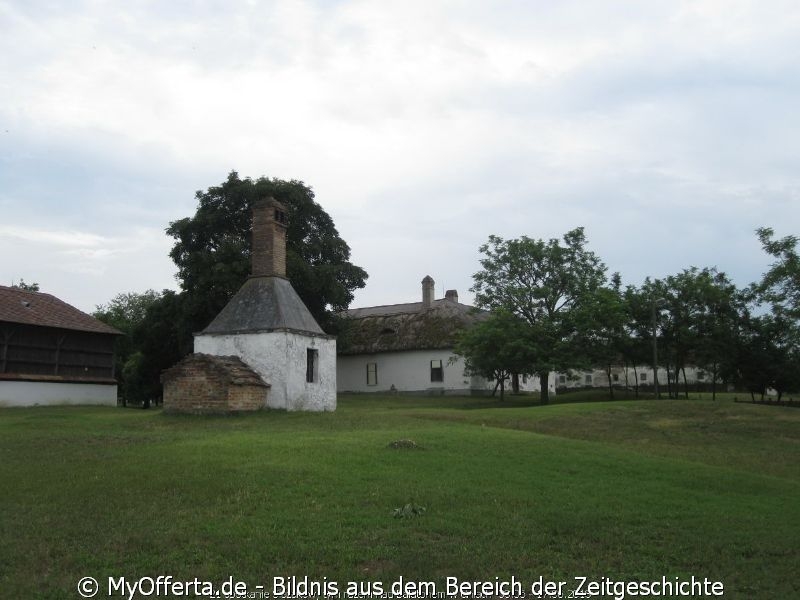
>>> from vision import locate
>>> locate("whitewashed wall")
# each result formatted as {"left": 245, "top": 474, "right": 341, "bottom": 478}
{"left": 338, "top": 350, "right": 555, "bottom": 395}
{"left": 0, "top": 381, "right": 117, "bottom": 407}
{"left": 338, "top": 349, "right": 464, "bottom": 393}
{"left": 554, "top": 365, "right": 724, "bottom": 390}
{"left": 195, "top": 331, "right": 336, "bottom": 412}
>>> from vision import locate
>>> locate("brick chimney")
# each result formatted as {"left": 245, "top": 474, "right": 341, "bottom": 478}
{"left": 251, "top": 198, "right": 288, "bottom": 278}
{"left": 421, "top": 275, "right": 435, "bottom": 310}
{"left": 445, "top": 289, "right": 458, "bottom": 303}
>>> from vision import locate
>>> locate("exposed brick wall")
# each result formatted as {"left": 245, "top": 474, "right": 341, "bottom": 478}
{"left": 226, "top": 384, "right": 266, "bottom": 411}
{"left": 162, "top": 354, "right": 268, "bottom": 414}
{"left": 251, "top": 198, "right": 287, "bottom": 278}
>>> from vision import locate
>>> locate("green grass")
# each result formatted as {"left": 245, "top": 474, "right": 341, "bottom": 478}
{"left": 1, "top": 394, "right": 798, "bottom": 598}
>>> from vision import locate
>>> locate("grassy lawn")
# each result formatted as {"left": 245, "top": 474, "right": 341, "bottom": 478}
{"left": 1, "top": 393, "right": 798, "bottom": 599}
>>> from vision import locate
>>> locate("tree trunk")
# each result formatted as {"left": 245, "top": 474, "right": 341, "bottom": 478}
{"left": 512, "top": 373, "right": 520, "bottom": 394}
{"left": 666, "top": 364, "right": 673, "bottom": 398}
{"left": 540, "top": 371, "right": 550, "bottom": 405}
{"left": 633, "top": 363, "right": 639, "bottom": 398}
{"left": 606, "top": 364, "right": 614, "bottom": 399}
{"left": 681, "top": 366, "right": 689, "bottom": 399}
{"left": 711, "top": 362, "right": 718, "bottom": 401}
{"left": 624, "top": 359, "right": 630, "bottom": 395}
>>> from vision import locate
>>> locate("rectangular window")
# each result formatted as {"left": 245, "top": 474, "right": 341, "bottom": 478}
{"left": 306, "top": 348, "right": 318, "bottom": 383}
{"left": 430, "top": 359, "right": 444, "bottom": 383}
{"left": 640, "top": 372, "right": 647, "bottom": 382}
{"left": 697, "top": 371, "right": 706, "bottom": 380}
{"left": 559, "top": 374, "right": 566, "bottom": 384}
{"left": 613, "top": 373, "right": 619, "bottom": 382}
{"left": 585, "top": 374, "right": 592, "bottom": 385}
{"left": 366, "top": 362, "right": 377, "bottom": 386}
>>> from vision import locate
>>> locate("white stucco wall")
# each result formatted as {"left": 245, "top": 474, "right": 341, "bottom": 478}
{"left": 340, "top": 350, "right": 493, "bottom": 394}
{"left": 338, "top": 350, "right": 558, "bottom": 395}
{"left": 0, "top": 381, "right": 118, "bottom": 407}
{"left": 195, "top": 331, "right": 336, "bottom": 412}
{"left": 554, "top": 365, "right": 721, "bottom": 390}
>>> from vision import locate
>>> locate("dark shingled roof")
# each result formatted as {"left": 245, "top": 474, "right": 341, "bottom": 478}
{"left": 338, "top": 297, "right": 486, "bottom": 355}
{"left": 161, "top": 353, "right": 269, "bottom": 387}
{"left": 199, "top": 276, "right": 325, "bottom": 336}
{"left": 0, "top": 285, "right": 121, "bottom": 335}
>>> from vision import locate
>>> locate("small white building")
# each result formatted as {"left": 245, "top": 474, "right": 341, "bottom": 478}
{"left": 338, "top": 276, "right": 554, "bottom": 396}
{"left": 191, "top": 198, "right": 336, "bottom": 412}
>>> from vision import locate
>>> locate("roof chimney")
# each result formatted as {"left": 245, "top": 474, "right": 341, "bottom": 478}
{"left": 445, "top": 289, "right": 458, "bottom": 303}
{"left": 251, "top": 197, "right": 288, "bottom": 278}
{"left": 421, "top": 275, "right": 435, "bottom": 310}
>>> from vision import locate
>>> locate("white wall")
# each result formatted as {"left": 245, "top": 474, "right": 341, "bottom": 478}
{"left": 195, "top": 331, "right": 336, "bottom": 412}
{"left": 338, "top": 349, "right": 464, "bottom": 393}
{"left": 337, "top": 350, "right": 555, "bottom": 395}
{"left": 554, "top": 365, "right": 723, "bottom": 390}
{"left": 0, "top": 381, "right": 117, "bottom": 407}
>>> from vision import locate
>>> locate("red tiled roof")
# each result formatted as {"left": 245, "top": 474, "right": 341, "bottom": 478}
{"left": 0, "top": 285, "right": 122, "bottom": 335}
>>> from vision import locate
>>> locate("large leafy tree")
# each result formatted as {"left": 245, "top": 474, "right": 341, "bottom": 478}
{"left": 453, "top": 310, "right": 538, "bottom": 400}
{"left": 582, "top": 274, "right": 628, "bottom": 399}
{"left": 104, "top": 172, "right": 367, "bottom": 405}
{"left": 635, "top": 268, "right": 744, "bottom": 399}
{"left": 94, "top": 290, "right": 162, "bottom": 406}
{"left": 167, "top": 171, "right": 368, "bottom": 333}
{"left": 735, "top": 313, "right": 800, "bottom": 401}
{"left": 756, "top": 227, "right": 800, "bottom": 319}
{"left": 747, "top": 227, "right": 800, "bottom": 399}
{"left": 471, "top": 228, "right": 607, "bottom": 404}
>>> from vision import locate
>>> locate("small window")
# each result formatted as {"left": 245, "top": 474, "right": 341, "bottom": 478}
{"left": 585, "top": 374, "right": 592, "bottom": 385}
{"left": 306, "top": 348, "right": 318, "bottom": 383}
{"left": 697, "top": 371, "right": 706, "bottom": 380}
{"left": 640, "top": 372, "right": 647, "bottom": 382}
{"left": 366, "top": 362, "right": 377, "bottom": 386}
{"left": 613, "top": 373, "right": 619, "bottom": 382}
{"left": 558, "top": 374, "right": 566, "bottom": 384}
{"left": 522, "top": 374, "right": 528, "bottom": 384}
{"left": 430, "top": 359, "right": 443, "bottom": 383}
{"left": 275, "top": 208, "right": 287, "bottom": 225}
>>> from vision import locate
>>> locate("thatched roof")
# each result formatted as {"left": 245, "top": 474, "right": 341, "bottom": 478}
{"left": 338, "top": 297, "right": 485, "bottom": 355}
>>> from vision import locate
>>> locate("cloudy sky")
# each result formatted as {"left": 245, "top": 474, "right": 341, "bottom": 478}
{"left": 1, "top": 0, "right": 799, "bottom": 314}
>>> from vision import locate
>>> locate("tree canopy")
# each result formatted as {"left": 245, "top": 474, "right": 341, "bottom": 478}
{"left": 167, "top": 171, "right": 368, "bottom": 333}
{"left": 453, "top": 310, "right": 537, "bottom": 400}
{"left": 98, "top": 171, "right": 367, "bottom": 405}
{"left": 756, "top": 227, "right": 800, "bottom": 320}
{"left": 470, "top": 227, "right": 607, "bottom": 403}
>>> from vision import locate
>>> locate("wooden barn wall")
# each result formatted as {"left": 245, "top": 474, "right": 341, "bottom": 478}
{"left": 0, "top": 322, "right": 115, "bottom": 380}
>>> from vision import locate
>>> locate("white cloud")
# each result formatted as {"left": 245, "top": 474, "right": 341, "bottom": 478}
{"left": 0, "top": 0, "right": 799, "bottom": 312}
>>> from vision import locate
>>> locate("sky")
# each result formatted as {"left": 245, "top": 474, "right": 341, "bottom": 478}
{"left": 1, "top": 0, "right": 799, "bottom": 314}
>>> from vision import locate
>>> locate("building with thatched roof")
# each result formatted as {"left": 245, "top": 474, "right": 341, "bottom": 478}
{"left": 337, "top": 276, "right": 545, "bottom": 395}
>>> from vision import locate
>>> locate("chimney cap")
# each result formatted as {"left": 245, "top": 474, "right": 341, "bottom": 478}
{"left": 422, "top": 275, "right": 434, "bottom": 284}
{"left": 445, "top": 289, "right": 459, "bottom": 302}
